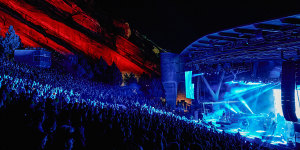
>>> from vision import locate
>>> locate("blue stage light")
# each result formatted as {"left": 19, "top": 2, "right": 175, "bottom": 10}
{"left": 256, "top": 130, "right": 266, "bottom": 133}
{"left": 224, "top": 103, "right": 237, "bottom": 113}
{"left": 225, "top": 80, "right": 265, "bottom": 85}
{"left": 192, "top": 73, "right": 204, "bottom": 77}
{"left": 223, "top": 83, "right": 269, "bottom": 101}
{"left": 239, "top": 97, "right": 254, "bottom": 114}
{"left": 230, "top": 108, "right": 237, "bottom": 113}
{"left": 232, "top": 104, "right": 242, "bottom": 113}
{"left": 239, "top": 131, "right": 249, "bottom": 135}
{"left": 243, "top": 84, "right": 279, "bottom": 102}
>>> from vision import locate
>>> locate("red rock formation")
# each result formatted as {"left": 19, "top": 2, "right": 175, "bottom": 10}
{"left": 0, "top": 0, "right": 159, "bottom": 75}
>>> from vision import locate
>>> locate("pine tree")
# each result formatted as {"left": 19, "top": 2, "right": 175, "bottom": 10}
{"left": 1, "top": 26, "right": 21, "bottom": 57}
{"left": 128, "top": 73, "right": 137, "bottom": 84}
{"left": 123, "top": 73, "right": 130, "bottom": 85}
{"left": 0, "top": 36, "right": 3, "bottom": 53}
{"left": 98, "top": 57, "right": 109, "bottom": 72}
{"left": 124, "top": 72, "right": 137, "bottom": 85}
{"left": 94, "top": 57, "right": 109, "bottom": 82}
{"left": 110, "top": 62, "right": 122, "bottom": 85}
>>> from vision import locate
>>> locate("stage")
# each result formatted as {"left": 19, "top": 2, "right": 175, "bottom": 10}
{"left": 160, "top": 13, "right": 300, "bottom": 150}
{"left": 200, "top": 113, "right": 293, "bottom": 146}
{"left": 192, "top": 81, "right": 300, "bottom": 148}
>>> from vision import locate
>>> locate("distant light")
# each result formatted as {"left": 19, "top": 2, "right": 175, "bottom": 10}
{"left": 239, "top": 131, "right": 249, "bottom": 135}
{"left": 246, "top": 82, "right": 263, "bottom": 85}
{"left": 225, "top": 81, "right": 238, "bottom": 84}
{"left": 230, "top": 108, "right": 237, "bottom": 113}
{"left": 239, "top": 97, "right": 254, "bottom": 114}
{"left": 192, "top": 73, "right": 204, "bottom": 77}
{"left": 225, "top": 80, "right": 265, "bottom": 85}
{"left": 216, "top": 129, "right": 223, "bottom": 132}
{"left": 274, "top": 135, "right": 281, "bottom": 138}
{"left": 224, "top": 103, "right": 237, "bottom": 113}
{"left": 270, "top": 141, "right": 287, "bottom": 145}
{"left": 256, "top": 130, "right": 266, "bottom": 133}
{"left": 229, "top": 128, "right": 239, "bottom": 133}
{"left": 246, "top": 135, "right": 260, "bottom": 139}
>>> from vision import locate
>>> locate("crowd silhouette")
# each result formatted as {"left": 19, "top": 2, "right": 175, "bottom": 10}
{"left": 0, "top": 58, "right": 280, "bottom": 150}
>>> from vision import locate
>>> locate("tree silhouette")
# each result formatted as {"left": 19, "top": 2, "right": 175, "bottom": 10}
{"left": 1, "top": 26, "right": 21, "bottom": 58}
{"left": 109, "top": 62, "right": 122, "bottom": 85}
{"left": 93, "top": 57, "right": 109, "bottom": 82}
{"left": 124, "top": 72, "right": 137, "bottom": 85}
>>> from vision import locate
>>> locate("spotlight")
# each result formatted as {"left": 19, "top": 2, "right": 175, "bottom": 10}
{"left": 238, "top": 97, "right": 254, "bottom": 114}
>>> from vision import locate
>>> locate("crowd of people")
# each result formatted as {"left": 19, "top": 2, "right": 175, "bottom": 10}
{"left": 0, "top": 58, "right": 281, "bottom": 150}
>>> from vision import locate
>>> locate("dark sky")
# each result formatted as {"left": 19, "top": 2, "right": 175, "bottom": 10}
{"left": 97, "top": 0, "right": 300, "bottom": 53}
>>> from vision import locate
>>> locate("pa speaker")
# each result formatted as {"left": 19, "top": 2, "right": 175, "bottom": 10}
{"left": 281, "top": 61, "right": 298, "bottom": 122}
{"left": 296, "top": 59, "right": 300, "bottom": 86}
{"left": 295, "top": 122, "right": 300, "bottom": 132}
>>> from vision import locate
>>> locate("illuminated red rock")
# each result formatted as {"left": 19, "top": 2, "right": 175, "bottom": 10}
{"left": 0, "top": 0, "right": 159, "bottom": 75}
{"left": 0, "top": 10, "right": 72, "bottom": 54}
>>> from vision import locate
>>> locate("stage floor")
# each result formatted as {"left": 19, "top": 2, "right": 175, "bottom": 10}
{"left": 199, "top": 114, "right": 295, "bottom": 149}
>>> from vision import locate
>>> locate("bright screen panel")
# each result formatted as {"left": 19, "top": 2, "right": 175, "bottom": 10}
{"left": 185, "top": 71, "right": 194, "bottom": 99}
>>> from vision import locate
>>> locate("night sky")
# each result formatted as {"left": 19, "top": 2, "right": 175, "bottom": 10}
{"left": 97, "top": 0, "right": 300, "bottom": 53}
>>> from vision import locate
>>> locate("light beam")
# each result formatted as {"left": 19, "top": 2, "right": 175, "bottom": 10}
{"left": 238, "top": 96, "right": 254, "bottom": 114}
